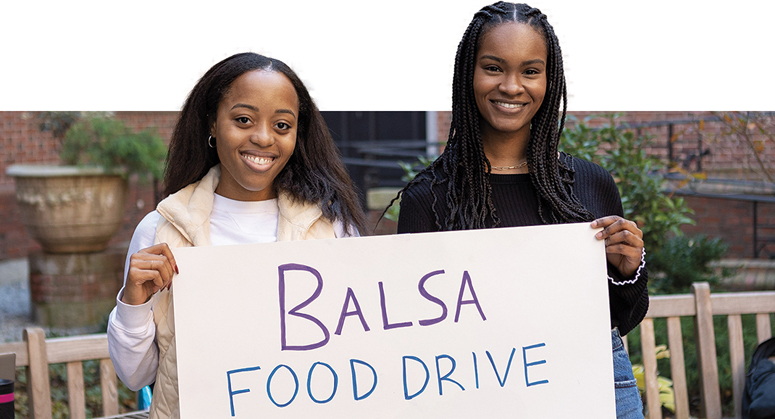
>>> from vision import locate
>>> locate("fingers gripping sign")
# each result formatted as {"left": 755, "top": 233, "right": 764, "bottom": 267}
{"left": 122, "top": 243, "right": 180, "bottom": 306}
{"left": 591, "top": 216, "right": 644, "bottom": 279}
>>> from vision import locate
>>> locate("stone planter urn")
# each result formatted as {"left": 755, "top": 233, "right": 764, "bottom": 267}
{"left": 6, "top": 164, "right": 128, "bottom": 254}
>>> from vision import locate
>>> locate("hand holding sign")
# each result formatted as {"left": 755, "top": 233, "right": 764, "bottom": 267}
{"left": 122, "top": 243, "right": 179, "bottom": 306}
{"left": 592, "top": 216, "right": 645, "bottom": 278}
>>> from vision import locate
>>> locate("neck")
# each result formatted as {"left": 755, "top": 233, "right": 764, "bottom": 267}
{"left": 481, "top": 126, "right": 530, "bottom": 172}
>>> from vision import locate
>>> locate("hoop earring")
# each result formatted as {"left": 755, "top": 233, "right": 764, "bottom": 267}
{"left": 208, "top": 135, "right": 216, "bottom": 148}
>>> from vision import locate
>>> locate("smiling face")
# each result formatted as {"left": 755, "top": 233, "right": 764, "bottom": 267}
{"left": 473, "top": 22, "right": 547, "bottom": 145}
{"left": 211, "top": 70, "right": 299, "bottom": 201}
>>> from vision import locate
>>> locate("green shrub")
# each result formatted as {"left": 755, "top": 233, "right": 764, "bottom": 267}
{"left": 61, "top": 116, "right": 167, "bottom": 181}
{"left": 560, "top": 115, "right": 695, "bottom": 255}
{"left": 648, "top": 235, "right": 732, "bottom": 294}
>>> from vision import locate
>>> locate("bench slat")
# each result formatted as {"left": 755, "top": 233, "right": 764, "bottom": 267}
{"left": 0, "top": 342, "right": 28, "bottom": 366}
{"left": 47, "top": 335, "right": 110, "bottom": 364}
{"left": 667, "top": 316, "right": 690, "bottom": 419}
{"left": 67, "top": 361, "right": 87, "bottom": 419}
{"left": 756, "top": 313, "right": 772, "bottom": 343}
{"left": 646, "top": 294, "right": 695, "bottom": 318}
{"left": 711, "top": 292, "right": 775, "bottom": 315}
{"left": 24, "top": 328, "right": 53, "bottom": 419}
{"left": 693, "top": 282, "right": 722, "bottom": 419}
{"left": 727, "top": 314, "right": 745, "bottom": 419}
{"left": 640, "top": 318, "right": 662, "bottom": 419}
{"left": 101, "top": 359, "right": 119, "bottom": 416}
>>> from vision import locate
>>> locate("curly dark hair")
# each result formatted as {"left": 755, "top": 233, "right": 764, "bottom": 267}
{"left": 164, "top": 52, "right": 368, "bottom": 235}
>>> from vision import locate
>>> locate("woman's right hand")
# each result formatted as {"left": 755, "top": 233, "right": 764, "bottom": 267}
{"left": 121, "top": 243, "right": 179, "bottom": 306}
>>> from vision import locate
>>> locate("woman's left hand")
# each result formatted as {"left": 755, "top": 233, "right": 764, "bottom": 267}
{"left": 591, "top": 216, "right": 644, "bottom": 278}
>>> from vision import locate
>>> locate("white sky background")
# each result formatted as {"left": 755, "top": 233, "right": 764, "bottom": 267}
{"left": 2, "top": 0, "right": 773, "bottom": 111}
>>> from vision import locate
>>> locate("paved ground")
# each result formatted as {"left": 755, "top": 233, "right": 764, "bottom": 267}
{"left": 0, "top": 258, "right": 33, "bottom": 343}
{"left": 0, "top": 258, "right": 100, "bottom": 343}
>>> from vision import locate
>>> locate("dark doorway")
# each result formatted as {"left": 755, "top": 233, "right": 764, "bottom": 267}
{"left": 321, "top": 111, "right": 427, "bottom": 206}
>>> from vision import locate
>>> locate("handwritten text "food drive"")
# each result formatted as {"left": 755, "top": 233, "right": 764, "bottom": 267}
{"left": 225, "top": 263, "right": 549, "bottom": 415}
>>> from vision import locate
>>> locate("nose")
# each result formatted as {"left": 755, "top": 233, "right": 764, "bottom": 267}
{"left": 499, "top": 73, "right": 524, "bottom": 96}
{"left": 249, "top": 124, "right": 275, "bottom": 147}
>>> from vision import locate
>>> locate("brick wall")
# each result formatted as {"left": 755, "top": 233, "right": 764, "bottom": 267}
{"left": 1, "top": 111, "right": 773, "bottom": 261}
{"left": 433, "top": 111, "right": 775, "bottom": 259}
{"left": 679, "top": 195, "right": 775, "bottom": 259}
{"left": 435, "top": 110, "right": 775, "bottom": 182}
{"left": 0, "top": 112, "right": 61, "bottom": 191}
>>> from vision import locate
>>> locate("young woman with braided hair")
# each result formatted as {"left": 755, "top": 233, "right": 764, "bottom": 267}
{"left": 395, "top": 3, "right": 647, "bottom": 417}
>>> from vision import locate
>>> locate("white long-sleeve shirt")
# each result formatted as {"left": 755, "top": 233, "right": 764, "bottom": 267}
{"left": 107, "top": 194, "right": 348, "bottom": 390}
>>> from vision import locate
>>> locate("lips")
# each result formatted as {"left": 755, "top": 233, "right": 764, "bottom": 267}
{"left": 240, "top": 151, "right": 277, "bottom": 171}
{"left": 491, "top": 100, "right": 527, "bottom": 110}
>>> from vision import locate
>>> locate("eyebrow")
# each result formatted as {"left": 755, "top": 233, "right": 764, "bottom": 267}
{"left": 275, "top": 109, "right": 296, "bottom": 118}
{"left": 231, "top": 103, "right": 258, "bottom": 112}
{"left": 230, "top": 103, "right": 297, "bottom": 118}
{"left": 522, "top": 58, "right": 546, "bottom": 66}
{"left": 479, "top": 55, "right": 546, "bottom": 67}
{"left": 479, "top": 54, "right": 505, "bottom": 63}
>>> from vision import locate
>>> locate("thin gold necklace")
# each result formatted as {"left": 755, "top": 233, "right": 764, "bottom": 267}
{"left": 491, "top": 161, "right": 528, "bottom": 171}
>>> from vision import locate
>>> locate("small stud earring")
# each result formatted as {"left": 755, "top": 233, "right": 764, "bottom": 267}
{"left": 208, "top": 135, "right": 216, "bottom": 148}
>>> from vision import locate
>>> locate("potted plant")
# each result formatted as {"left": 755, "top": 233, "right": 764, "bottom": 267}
{"left": 6, "top": 113, "right": 167, "bottom": 253}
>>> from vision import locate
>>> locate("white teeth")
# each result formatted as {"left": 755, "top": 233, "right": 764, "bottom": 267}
{"left": 243, "top": 154, "right": 273, "bottom": 165}
{"left": 495, "top": 101, "right": 524, "bottom": 109}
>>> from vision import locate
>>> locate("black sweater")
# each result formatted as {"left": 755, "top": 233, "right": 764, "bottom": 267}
{"left": 397, "top": 156, "right": 649, "bottom": 336}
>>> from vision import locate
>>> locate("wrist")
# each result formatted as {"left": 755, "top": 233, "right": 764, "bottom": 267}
{"left": 609, "top": 248, "right": 646, "bottom": 286}
{"left": 121, "top": 287, "right": 149, "bottom": 306}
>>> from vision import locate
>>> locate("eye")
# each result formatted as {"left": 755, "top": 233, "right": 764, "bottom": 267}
{"left": 276, "top": 122, "right": 292, "bottom": 130}
{"left": 524, "top": 68, "right": 543, "bottom": 76}
{"left": 484, "top": 65, "right": 502, "bottom": 73}
{"left": 235, "top": 116, "right": 251, "bottom": 124}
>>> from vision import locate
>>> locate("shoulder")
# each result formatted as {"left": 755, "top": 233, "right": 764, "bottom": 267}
{"left": 562, "top": 154, "right": 617, "bottom": 191}
{"left": 402, "top": 162, "right": 448, "bottom": 200}
{"left": 561, "top": 153, "right": 623, "bottom": 217}
{"left": 132, "top": 211, "right": 162, "bottom": 246}
{"left": 563, "top": 154, "right": 613, "bottom": 182}
{"left": 397, "top": 162, "right": 450, "bottom": 233}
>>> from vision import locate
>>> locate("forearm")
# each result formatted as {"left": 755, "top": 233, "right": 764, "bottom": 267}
{"left": 608, "top": 262, "right": 649, "bottom": 336}
{"left": 107, "top": 290, "right": 159, "bottom": 391}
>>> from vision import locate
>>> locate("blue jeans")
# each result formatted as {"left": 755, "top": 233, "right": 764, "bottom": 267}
{"left": 613, "top": 328, "right": 644, "bottom": 419}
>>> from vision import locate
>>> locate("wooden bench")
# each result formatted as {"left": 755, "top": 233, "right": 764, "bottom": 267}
{"left": 0, "top": 328, "right": 125, "bottom": 419}
{"left": 633, "top": 282, "right": 775, "bottom": 419}
{"left": 1, "top": 282, "right": 773, "bottom": 418}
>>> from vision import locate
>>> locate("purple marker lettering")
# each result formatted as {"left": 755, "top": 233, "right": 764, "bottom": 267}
{"left": 379, "top": 281, "right": 413, "bottom": 330}
{"left": 454, "top": 271, "right": 487, "bottom": 322}
{"left": 279, "top": 263, "right": 330, "bottom": 351}
{"left": 335, "top": 287, "right": 370, "bottom": 335}
{"left": 418, "top": 270, "right": 447, "bottom": 326}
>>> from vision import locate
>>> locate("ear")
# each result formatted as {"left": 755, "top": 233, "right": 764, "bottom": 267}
{"left": 210, "top": 119, "right": 217, "bottom": 137}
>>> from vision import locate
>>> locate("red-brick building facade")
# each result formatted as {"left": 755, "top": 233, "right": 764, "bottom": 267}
{"left": 1, "top": 111, "right": 773, "bottom": 261}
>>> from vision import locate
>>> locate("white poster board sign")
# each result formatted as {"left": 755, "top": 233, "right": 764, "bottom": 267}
{"left": 173, "top": 223, "right": 615, "bottom": 418}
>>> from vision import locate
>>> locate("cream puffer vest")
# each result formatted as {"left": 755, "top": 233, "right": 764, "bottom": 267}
{"left": 148, "top": 165, "right": 337, "bottom": 419}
